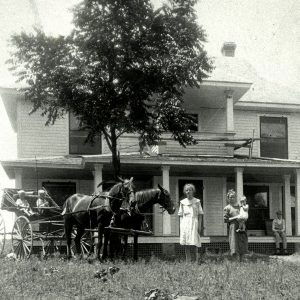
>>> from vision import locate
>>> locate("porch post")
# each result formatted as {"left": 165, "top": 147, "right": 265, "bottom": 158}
{"left": 93, "top": 164, "right": 103, "bottom": 192}
{"left": 225, "top": 90, "right": 234, "bottom": 132}
{"left": 235, "top": 167, "right": 244, "bottom": 202}
{"left": 162, "top": 166, "right": 171, "bottom": 235}
{"left": 283, "top": 174, "right": 292, "bottom": 235}
{"left": 295, "top": 169, "right": 300, "bottom": 236}
{"left": 14, "top": 168, "right": 23, "bottom": 189}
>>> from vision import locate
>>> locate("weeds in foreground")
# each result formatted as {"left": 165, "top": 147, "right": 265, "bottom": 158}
{"left": 0, "top": 254, "right": 299, "bottom": 299}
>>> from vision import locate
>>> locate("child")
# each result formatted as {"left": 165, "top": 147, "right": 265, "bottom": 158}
{"left": 15, "top": 190, "right": 36, "bottom": 217}
{"left": 272, "top": 210, "right": 287, "bottom": 255}
{"left": 229, "top": 195, "right": 249, "bottom": 232}
{"left": 178, "top": 183, "right": 203, "bottom": 263}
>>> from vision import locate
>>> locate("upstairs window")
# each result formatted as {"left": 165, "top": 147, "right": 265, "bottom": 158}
{"left": 69, "top": 113, "right": 101, "bottom": 155}
{"left": 187, "top": 114, "right": 199, "bottom": 132}
{"left": 260, "top": 116, "right": 288, "bottom": 159}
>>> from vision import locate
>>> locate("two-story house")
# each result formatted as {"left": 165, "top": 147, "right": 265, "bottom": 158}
{"left": 1, "top": 42, "right": 300, "bottom": 256}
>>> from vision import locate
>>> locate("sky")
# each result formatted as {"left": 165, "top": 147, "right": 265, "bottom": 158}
{"left": 0, "top": 0, "right": 299, "bottom": 190}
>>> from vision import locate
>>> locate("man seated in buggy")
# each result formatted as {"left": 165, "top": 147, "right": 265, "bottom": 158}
{"left": 15, "top": 190, "right": 37, "bottom": 217}
{"left": 36, "top": 189, "right": 60, "bottom": 217}
{"left": 36, "top": 190, "right": 50, "bottom": 214}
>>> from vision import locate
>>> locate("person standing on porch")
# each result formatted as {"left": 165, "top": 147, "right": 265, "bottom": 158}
{"left": 272, "top": 210, "right": 288, "bottom": 255}
{"left": 178, "top": 183, "right": 203, "bottom": 263}
{"left": 224, "top": 189, "right": 248, "bottom": 260}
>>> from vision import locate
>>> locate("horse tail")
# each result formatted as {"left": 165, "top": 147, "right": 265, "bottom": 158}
{"left": 61, "top": 196, "right": 72, "bottom": 216}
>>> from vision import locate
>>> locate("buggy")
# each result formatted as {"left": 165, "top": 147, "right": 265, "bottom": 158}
{"left": 0, "top": 188, "right": 64, "bottom": 259}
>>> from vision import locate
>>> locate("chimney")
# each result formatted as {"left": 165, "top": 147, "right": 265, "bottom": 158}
{"left": 221, "top": 42, "right": 237, "bottom": 57}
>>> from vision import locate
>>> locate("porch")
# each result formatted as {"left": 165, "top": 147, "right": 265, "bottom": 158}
{"left": 123, "top": 236, "right": 300, "bottom": 257}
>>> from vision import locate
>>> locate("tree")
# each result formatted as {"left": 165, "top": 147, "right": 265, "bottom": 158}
{"left": 8, "top": 0, "right": 213, "bottom": 179}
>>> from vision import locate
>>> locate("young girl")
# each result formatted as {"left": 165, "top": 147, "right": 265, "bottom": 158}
{"left": 178, "top": 183, "right": 203, "bottom": 262}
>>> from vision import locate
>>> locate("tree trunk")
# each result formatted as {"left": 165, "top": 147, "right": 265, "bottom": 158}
{"left": 111, "top": 129, "right": 121, "bottom": 180}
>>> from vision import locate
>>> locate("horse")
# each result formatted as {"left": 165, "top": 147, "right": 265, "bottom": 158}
{"left": 62, "top": 177, "right": 134, "bottom": 259}
{"left": 108, "top": 183, "right": 176, "bottom": 260}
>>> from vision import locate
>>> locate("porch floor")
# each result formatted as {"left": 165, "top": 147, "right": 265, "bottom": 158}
{"left": 134, "top": 235, "right": 300, "bottom": 244}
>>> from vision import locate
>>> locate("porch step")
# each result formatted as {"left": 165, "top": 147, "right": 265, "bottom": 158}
{"left": 132, "top": 236, "right": 300, "bottom": 244}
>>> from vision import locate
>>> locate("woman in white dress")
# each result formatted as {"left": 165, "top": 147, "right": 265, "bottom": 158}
{"left": 178, "top": 183, "right": 203, "bottom": 262}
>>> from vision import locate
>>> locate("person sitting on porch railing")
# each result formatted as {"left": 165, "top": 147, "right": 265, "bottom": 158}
{"left": 15, "top": 190, "right": 36, "bottom": 217}
{"left": 272, "top": 210, "right": 288, "bottom": 255}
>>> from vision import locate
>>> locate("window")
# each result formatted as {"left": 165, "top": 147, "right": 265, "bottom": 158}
{"left": 42, "top": 182, "right": 76, "bottom": 207}
{"left": 187, "top": 114, "right": 199, "bottom": 132}
{"left": 244, "top": 185, "right": 269, "bottom": 230}
{"left": 260, "top": 116, "right": 288, "bottom": 159}
{"left": 69, "top": 113, "right": 101, "bottom": 155}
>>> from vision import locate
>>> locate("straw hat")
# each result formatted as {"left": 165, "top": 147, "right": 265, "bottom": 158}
{"left": 17, "top": 190, "right": 25, "bottom": 195}
{"left": 38, "top": 189, "right": 45, "bottom": 195}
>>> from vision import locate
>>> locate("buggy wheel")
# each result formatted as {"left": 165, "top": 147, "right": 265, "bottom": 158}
{"left": 0, "top": 212, "right": 6, "bottom": 255}
{"left": 11, "top": 216, "right": 33, "bottom": 259}
{"left": 71, "top": 230, "right": 94, "bottom": 258}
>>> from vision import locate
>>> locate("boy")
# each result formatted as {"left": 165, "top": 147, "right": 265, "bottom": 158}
{"left": 272, "top": 210, "right": 288, "bottom": 255}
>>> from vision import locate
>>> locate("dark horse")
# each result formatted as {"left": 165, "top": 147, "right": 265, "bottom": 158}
{"left": 108, "top": 184, "right": 176, "bottom": 259}
{"left": 62, "top": 178, "right": 134, "bottom": 259}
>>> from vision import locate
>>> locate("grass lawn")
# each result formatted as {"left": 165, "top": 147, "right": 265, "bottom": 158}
{"left": 0, "top": 254, "right": 299, "bottom": 299}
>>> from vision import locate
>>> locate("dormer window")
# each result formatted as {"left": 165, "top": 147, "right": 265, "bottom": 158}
{"left": 69, "top": 113, "right": 101, "bottom": 155}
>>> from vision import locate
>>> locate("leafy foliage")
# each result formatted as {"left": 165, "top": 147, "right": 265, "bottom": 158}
{"left": 7, "top": 0, "right": 213, "bottom": 176}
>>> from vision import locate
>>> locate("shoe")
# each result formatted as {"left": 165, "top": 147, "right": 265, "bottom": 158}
{"left": 236, "top": 229, "right": 240, "bottom": 232}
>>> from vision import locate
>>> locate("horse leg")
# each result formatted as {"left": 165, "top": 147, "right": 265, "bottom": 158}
{"left": 64, "top": 217, "right": 73, "bottom": 259}
{"left": 97, "top": 224, "right": 104, "bottom": 261}
{"left": 74, "top": 226, "right": 85, "bottom": 258}
{"left": 109, "top": 232, "right": 120, "bottom": 260}
{"left": 122, "top": 235, "right": 128, "bottom": 260}
{"left": 102, "top": 230, "right": 110, "bottom": 260}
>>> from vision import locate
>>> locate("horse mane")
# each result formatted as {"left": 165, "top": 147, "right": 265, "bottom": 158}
{"left": 108, "top": 182, "right": 122, "bottom": 196}
{"left": 135, "top": 188, "right": 158, "bottom": 206}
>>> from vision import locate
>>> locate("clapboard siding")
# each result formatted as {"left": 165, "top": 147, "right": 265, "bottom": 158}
{"left": 18, "top": 101, "right": 68, "bottom": 158}
{"left": 102, "top": 132, "right": 234, "bottom": 156}
{"left": 234, "top": 109, "right": 300, "bottom": 160}
{"left": 288, "top": 113, "right": 300, "bottom": 160}
{"left": 22, "top": 179, "right": 93, "bottom": 195}
{"left": 163, "top": 135, "right": 231, "bottom": 156}
{"left": 198, "top": 108, "right": 226, "bottom": 132}
{"left": 170, "top": 177, "right": 178, "bottom": 236}
{"left": 153, "top": 176, "right": 163, "bottom": 236}
{"left": 233, "top": 110, "right": 259, "bottom": 157}
{"left": 203, "top": 177, "right": 226, "bottom": 235}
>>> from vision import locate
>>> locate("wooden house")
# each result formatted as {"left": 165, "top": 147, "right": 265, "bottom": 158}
{"left": 1, "top": 42, "right": 300, "bottom": 255}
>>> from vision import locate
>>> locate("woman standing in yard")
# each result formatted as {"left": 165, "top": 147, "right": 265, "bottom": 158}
{"left": 178, "top": 183, "right": 203, "bottom": 262}
{"left": 223, "top": 189, "right": 248, "bottom": 260}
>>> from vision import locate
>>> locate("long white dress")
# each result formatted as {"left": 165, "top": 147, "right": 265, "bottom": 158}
{"left": 178, "top": 197, "right": 203, "bottom": 247}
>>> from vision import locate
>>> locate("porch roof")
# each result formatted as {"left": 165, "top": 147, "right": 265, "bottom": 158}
{"left": 2, "top": 153, "right": 300, "bottom": 180}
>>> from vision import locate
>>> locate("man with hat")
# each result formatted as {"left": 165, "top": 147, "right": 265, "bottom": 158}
{"left": 36, "top": 189, "right": 50, "bottom": 214}
{"left": 272, "top": 210, "right": 288, "bottom": 255}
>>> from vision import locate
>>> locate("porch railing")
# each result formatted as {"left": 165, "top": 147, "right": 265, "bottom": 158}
{"left": 102, "top": 132, "right": 236, "bottom": 157}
